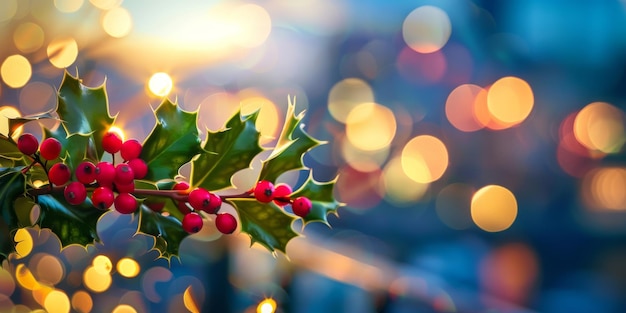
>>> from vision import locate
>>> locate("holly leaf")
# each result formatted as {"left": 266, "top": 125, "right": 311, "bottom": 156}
{"left": 140, "top": 99, "right": 202, "bottom": 182}
{"left": 191, "top": 111, "right": 263, "bottom": 191}
{"left": 0, "top": 135, "right": 28, "bottom": 167}
{"left": 137, "top": 205, "right": 188, "bottom": 259}
{"left": 291, "top": 172, "right": 342, "bottom": 225}
{"left": 229, "top": 199, "right": 298, "bottom": 253}
{"left": 8, "top": 113, "right": 57, "bottom": 138}
{"left": 0, "top": 168, "right": 26, "bottom": 260}
{"left": 37, "top": 193, "right": 103, "bottom": 248}
{"left": 44, "top": 127, "right": 92, "bottom": 171}
{"left": 259, "top": 98, "right": 324, "bottom": 182}
{"left": 56, "top": 71, "right": 115, "bottom": 159}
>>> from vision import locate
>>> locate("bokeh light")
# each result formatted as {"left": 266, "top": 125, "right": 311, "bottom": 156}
{"left": 471, "top": 185, "right": 518, "bottom": 232}
{"left": 230, "top": 4, "right": 272, "bottom": 48}
{"left": 47, "top": 37, "right": 78, "bottom": 68}
{"left": 573, "top": 102, "right": 625, "bottom": 153}
{"left": 92, "top": 255, "right": 112, "bottom": 274}
{"left": 480, "top": 243, "right": 538, "bottom": 305}
{"left": 239, "top": 91, "right": 280, "bottom": 144}
{"left": 487, "top": 76, "right": 534, "bottom": 126}
{"left": 380, "top": 156, "right": 429, "bottom": 205}
{"left": 345, "top": 102, "right": 396, "bottom": 151}
{"left": 401, "top": 135, "right": 448, "bottom": 183}
{"left": 445, "top": 84, "right": 485, "bottom": 132}
{"left": 257, "top": 298, "right": 277, "bottom": 313}
{"left": 89, "top": 0, "right": 121, "bottom": 10}
{"left": 19, "top": 82, "right": 56, "bottom": 116}
{"left": 328, "top": 78, "right": 375, "bottom": 123}
{"left": 148, "top": 72, "right": 173, "bottom": 97}
{"left": 582, "top": 167, "right": 626, "bottom": 211}
{"left": 102, "top": 6, "right": 133, "bottom": 38}
{"left": 15, "top": 264, "right": 39, "bottom": 290}
{"left": 117, "top": 257, "right": 140, "bottom": 278}
{"left": 14, "top": 228, "right": 33, "bottom": 258}
{"left": 183, "top": 286, "right": 201, "bottom": 313}
{"left": 402, "top": 5, "right": 451, "bottom": 54}
{"left": 1, "top": 54, "right": 32, "bottom": 88}
{"left": 43, "top": 290, "right": 70, "bottom": 313}
{"left": 34, "top": 254, "right": 65, "bottom": 285}
{"left": 112, "top": 304, "right": 137, "bottom": 313}
{"left": 54, "top": 0, "right": 84, "bottom": 13}
{"left": 13, "top": 22, "right": 45, "bottom": 53}
{"left": 83, "top": 265, "right": 112, "bottom": 293}
{"left": 71, "top": 290, "right": 93, "bottom": 313}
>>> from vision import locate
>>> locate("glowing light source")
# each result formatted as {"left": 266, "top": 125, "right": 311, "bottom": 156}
{"left": 112, "top": 304, "right": 137, "bottom": 313}
{"left": 107, "top": 126, "right": 125, "bottom": 142}
{"left": 401, "top": 135, "right": 448, "bottom": 183}
{"left": 148, "top": 72, "right": 173, "bottom": 97}
{"left": 15, "top": 264, "right": 39, "bottom": 290}
{"left": 92, "top": 255, "right": 112, "bottom": 274}
{"left": 487, "top": 76, "right": 534, "bottom": 126}
{"left": 231, "top": 4, "right": 272, "bottom": 48}
{"left": 183, "top": 286, "right": 201, "bottom": 313}
{"left": 445, "top": 84, "right": 485, "bottom": 132}
{"left": 257, "top": 298, "right": 277, "bottom": 313}
{"left": 582, "top": 167, "right": 626, "bottom": 210}
{"left": 328, "top": 78, "right": 375, "bottom": 123}
{"left": 402, "top": 5, "right": 451, "bottom": 53}
{"left": 54, "top": 0, "right": 84, "bottom": 13}
{"left": 117, "top": 258, "right": 140, "bottom": 278}
{"left": 47, "top": 37, "right": 78, "bottom": 68}
{"left": 83, "top": 266, "right": 112, "bottom": 293}
{"left": 102, "top": 6, "right": 133, "bottom": 38}
{"left": 1, "top": 54, "right": 32, "bottom": 88}
{"left": 14, "top": 22, "right": 45, "bottom": 53}
{"left": 44, "top": 290, "right": 71, "bottom": 313}
{"left": 345, "top": 102, "right": 396, "bottom": 151}
{"left": 573, "top": 102, "right": 625, "bottom": 153}
{"left": 471, "top": 185, "right": 518, "bottom": 232}
{"left": 381, "top": 156, "right": 429, "bottom": 204}
{"left": 14, "top": 228, "right": 33, "bottom": 258}
{"left": 89, "top": 0, "right": 121, "bottom": 10}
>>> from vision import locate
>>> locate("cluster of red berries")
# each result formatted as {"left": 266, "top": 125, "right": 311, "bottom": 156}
{"left": 16, "top": 131, "right": 313, "bottom": 237}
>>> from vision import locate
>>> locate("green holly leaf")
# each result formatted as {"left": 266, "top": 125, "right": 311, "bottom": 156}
{"left": 0, "top": 135, "right": 27, "bottom": 167}
{"left": 44, "top": 127, "right": 92, "bottom": 171}
{"left": 259, "top": 98, "right": 324, "bottom": 182}
{"left": 56, "top": 71, "right": 115, "bottom": 159}
{"left": 140, "top": 99, "right": 202, "bottom": 182}
{"left": 291, "top": 172, "right": 342, "bottom": 225}
{"left": 0, "top": 168, "right": 26, "bottom": 260}
{"left": 229, "top": 199, "right": 298, "bottom": 253}
{"left": 8, "top": 113, "right": 57, "bottom": 138}
{"left": 37, "top": 193, "right": 103, "bottom": 248}
{"left": 191, "top": 111, "right": 263, "bottom": 191}
{"left": 137, "top": 204, "right": 188, "bottom": 259}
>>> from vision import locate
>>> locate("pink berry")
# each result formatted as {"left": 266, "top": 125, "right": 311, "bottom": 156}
{"left": 188, "top": 188, "right": 211, "bottom": 212}
{"left": 182, "top": 212, "right": 203, "bottom": 233}
{"left": 95, "top": 161, "right": 115, "bottom": 186}
{"left": 114, "top": 181, "right": 135, "bottom": 193}
{"left": 64, "top": 182, "right": 87, "bottom": 205}
{"left": 102, "top": 131, "right": 123, "bottom": 154}
{"left": 215, "top": 213, "right": 237, "bottom": 234}
{"left": 75, "top": 161, "right": 97, "bottom": 184}
{"left": 292, "top": 196, "right": 312, "bottom": 217}
{"left": 48, "top": 163, "right": 71, "bottom": 186}
{"left": 120, "top": 139, "right": 142, "bottom": 161}
{"left": 17, "top": 133, "right": 39, "bottom": 155}
{"left": 39, "top": 138, "right": 62, "bottom": 160}
{"left": 92, "top": 186, "right": 114, "bottom": 210}
{"left": 177, "top": 201, "right": 191, "bottom": 215}
{"left": 253, "top": 180, "right": 275, "bottom": 203}
{"left": 114, "top": 163, "right": 134, "bottom": 185}
{"left": 114, "top": 193, "right": 137, "bottom": 214}
{"left": 128, "top": 158, "right": 148, "bottom": 179}
{"left": 273, "top": 183, "right": 293, "bottom": 207}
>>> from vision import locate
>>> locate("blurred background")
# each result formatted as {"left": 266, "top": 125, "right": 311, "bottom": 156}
{"left": 1, "top": 0, "right": 626, "bottom": 312}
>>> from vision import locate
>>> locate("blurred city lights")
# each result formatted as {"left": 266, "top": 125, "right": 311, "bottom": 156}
{"left": 445, "top": 84, "right": 486, "bottom": 132}
{"left": 112, "top": 304, "right": 137, "bottom": 313}
{"left": 582, "top": 167, "right": 626, "bottom": 211}
{"left": 471, "top": 185, "right": 518, "bottom": 232}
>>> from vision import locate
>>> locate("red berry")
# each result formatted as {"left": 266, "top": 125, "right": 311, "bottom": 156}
{"left": 39, "top": 138, "right": 61, "bottom": 160}
{"left": 64, "top": 182, "right": 87, "bottom": 205}
{"left": 17, "top": 133, "right": 39, "bottom": 155}
{"left": 120, "top": 139, "right": 142, "bottom": 161}
{"left": 188, "top": 188, "right": 211, "bottom": 212}
{"left": 145, "top": 200, "right": 165, "bottom": 212}
{"left": 177, "top": 201, "right": 192, "bottom": 215}
{"left": 95, "top": 162, "right": 115, "bottom": 186}
{"left": 253, "top": 180, "right": 275, "bottom": 203}
{"left": 114, "top": 181, "right": 135, "bottom": 193}
{"left": 92, "top": 186, "right": 114, "bottom": 210}
{"left": 128, "top": 158, "right": 148, "bottom": 179}
{"left": 75, "top": 161, "right": 97, "bottom": 184}
{"left": 206, "top": 193, "right": 222, "bottom": 214}
{"left": 215, "top": 213, "right": 237, "bottom": 234}
{"left": 102, "top": 131, "right": 123, "bottom": 154}
{"left": 114, "top": 163, "right": 134, "bottom": 185}
{"left": 292, "top": 196, "right": 312, "bottom": 217}
{"left": 182, "top": 212, "right": 203, "bottom": 233}
{"left": 48, "top": 163, "right": 71, "bottom": 186}
{"left": 273, "top": 183, "right": 293, "bottom": 207}
{"left": 173, "top": 181, "right": 190, "bottom": 194}
{"left": 114, "top": 193, "right": 137, "bottom": 214}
